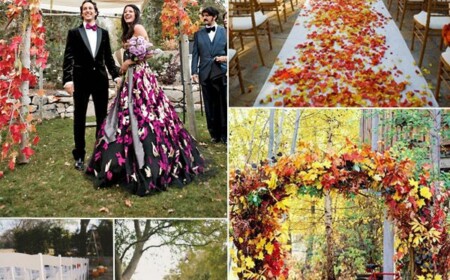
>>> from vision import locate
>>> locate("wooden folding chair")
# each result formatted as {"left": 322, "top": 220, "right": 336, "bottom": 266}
{"left": 259, "top": 0, "right": 287, "bottom": 32}
{"left": 436, "top": 47, "right": 450, "bottom": 99}
{"left": 286, "top": 0, "right": 298, "bottom": 12}
{"left": 397, "top": 0, "right": 424, "bottom": 30}
{"left": 410, "top": 0, "right": 450, "bottom": 67}
{"left": 230, "top": 0, "right": 273, "bottom": 66}
{"left": 229, "top": 48, "right": 245, "bottom": 94}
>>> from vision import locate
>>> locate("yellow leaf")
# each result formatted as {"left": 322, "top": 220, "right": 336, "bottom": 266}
{"left": 303, "top": 171, "right": 318, "bottom": 181}
{"left": 409, "top": 178, "right": 419, "bottom": 188}
{"left": 417, "top": 199, "right": 425, "bottom": 208}
{"left": 420, "top": 187, "right": 432, "bottom": 200}
{"left": 256, "top": 251, "right": 264, "bottom": 260}
{"left": 286, "top": 184, "right": 297, "bottom": 196}
{"left": 434, "top": 275, "right": 443, "bottom": 280}
{"left": 239, "top": 237, "right": 244, "bottom": 243}
{"left": 264, "top": 172, "right": 277, "bottom": 190}
{"left": 417, "top": 276, "right": 425, "bottom": 280}
{"left": 256, "top": 237, "right": 266, "bottom": 250}
{"left": 316, "top": 182, "right": 323, "bottom": 190}
{"left": 373, "top": 174, "right": 382, "bottom": 181}
{"left": 413, "top": 235, "right": 422, "bottom": 247}
{"left": 276, "top": 199, "right": 289, "bottom": 211}
{"left": 244, "top": 257, "right": 255, "bottom": 269}
{"left": 265, "top": 242, "right": 274, "bottom": 255}
{"left": 393, "top": 191, "right": 402, "bottom": 201}
{"left": 232, "top": 266, "right": 244, "bottom": 274}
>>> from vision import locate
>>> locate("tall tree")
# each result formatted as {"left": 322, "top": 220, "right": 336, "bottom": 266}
{"left": 116, "top": 220, "right": 225, "bottom": 280}
{"left": 268, "top": 109, "right": 275, "bottom": 160}
{"left": 290, "top": 110, "right": 302, "bottom": 155}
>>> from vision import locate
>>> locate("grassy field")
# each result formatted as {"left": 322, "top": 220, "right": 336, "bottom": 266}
{"left": 0, "top": 113, "right": 227, "bottom": 218}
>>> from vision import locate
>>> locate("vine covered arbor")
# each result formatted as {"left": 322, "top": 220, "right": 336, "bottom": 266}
{"left": 229, "top": 109, "right": 450, "bottom": 280}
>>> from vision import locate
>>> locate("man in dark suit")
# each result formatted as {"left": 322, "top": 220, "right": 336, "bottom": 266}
{"left": 191, "top": 7, "right": 227, "bottom": 144}
{"left": 63, "top": 0, "right": 119, "bottom": 170}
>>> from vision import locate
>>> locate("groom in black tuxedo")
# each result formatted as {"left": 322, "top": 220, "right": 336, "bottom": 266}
{"left": 191, "top": 7, "right": 227, "bottom": 144}
{"left": 63, "top": 0, "right": 119, "bottom": 170}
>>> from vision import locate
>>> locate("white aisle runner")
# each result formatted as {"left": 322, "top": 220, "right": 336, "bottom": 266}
{"left": 254, "top": 0, "right": 438, "bottom": 107}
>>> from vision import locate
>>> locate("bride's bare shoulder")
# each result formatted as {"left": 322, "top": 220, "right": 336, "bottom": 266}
{"left": 133, "top": 24, "right": 149, "bottom": 40}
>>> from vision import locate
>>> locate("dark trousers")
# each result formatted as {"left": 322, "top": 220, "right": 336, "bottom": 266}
{"left": 73, "top": 86, "right": 108, "bottom": 161}
{"left": 201, "top": 78, "right": 227, "bottom": 142}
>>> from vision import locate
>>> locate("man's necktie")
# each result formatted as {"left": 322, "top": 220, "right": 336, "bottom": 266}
{"left": 86, "top": 23, "right": 98, "bottom": 31}
{"left": 206, "top": 26, "right": 216, "bottom": 33}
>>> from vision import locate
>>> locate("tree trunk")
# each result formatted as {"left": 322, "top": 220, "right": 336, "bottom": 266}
{"left": 290, "top": 110, "right": 302, "bottom": 155}
{"left": 179, "top": 21, "right": 197, "bottom": 137}
{"left": 371, "top": 111, "right": 379, "bottom": 151}
{"left": 268, "top": 109, "right": 275, "bottom": 160}
{"left": 430, "top": 109, "right": 441, "bottom": 189}
{"left": 324, "top": 119, "right": 335, "bottom": 280}
{"left": 304, "top": 203, "right": 316, "bottom": 276}
{"left": 79, "top": 219, "right": 90, "bottom": 257}
{"left": 325, "top": 191, "right": 335, "bottom": 280}
{"left": 18, "top": 25, "right": 31, "bottom": 164}
{"left": 115, "top": 251, "right": 123, "bottom": 280}
{"left": 274, "top": 110, "right": 284, "bottom": 154}
{"left": 122, "top": 220, "right": 149, "bottom": 280}
{"left": 122, "top": 242, "right": 145, "bottom": 280}
{"left": 245, "top": 111, "right": 261, "bottom": 164}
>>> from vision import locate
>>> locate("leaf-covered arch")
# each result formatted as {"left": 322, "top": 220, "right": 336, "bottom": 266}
{"left": 230, "top": 142, "right": 450, "bottom": 279}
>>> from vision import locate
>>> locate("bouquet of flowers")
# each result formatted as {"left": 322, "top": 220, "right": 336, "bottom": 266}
{"left": 128, "top": 36, "right": 161, "bottom": 61}
{"left": 443, "top": 24, "right": 450, "bottom": 46}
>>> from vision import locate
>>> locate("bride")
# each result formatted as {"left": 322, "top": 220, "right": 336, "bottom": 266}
{"left": 86, "top": 4, "right": 204, "bottom": 196}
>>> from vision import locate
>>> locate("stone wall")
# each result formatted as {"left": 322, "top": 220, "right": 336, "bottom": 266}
{"left": 29, "top": 85, "right": 202, "bottom": 120}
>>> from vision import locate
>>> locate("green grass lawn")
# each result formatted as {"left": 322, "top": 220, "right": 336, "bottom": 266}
{"left": 0, "top": 113, "right": 227, "bottom": 218}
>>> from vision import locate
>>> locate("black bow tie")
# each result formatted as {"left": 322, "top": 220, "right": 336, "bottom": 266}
{"left": 206, "top": 26, "right": 216, "bottom": 33}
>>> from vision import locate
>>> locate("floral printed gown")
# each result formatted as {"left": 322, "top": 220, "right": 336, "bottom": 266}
{"left": 86, "top": 56, "right": 204, "bottom": 196}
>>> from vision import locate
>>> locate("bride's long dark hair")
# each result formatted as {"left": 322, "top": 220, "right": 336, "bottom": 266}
{"left": 121, "top": 4, "right": 141, "bottom": 43}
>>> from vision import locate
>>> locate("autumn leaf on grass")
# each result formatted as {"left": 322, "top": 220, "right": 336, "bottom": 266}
{"left": 247, "top": 85, "right": 254, "bottom": 93}
{"left": 0, "top": 171, "right": 3, "bottom": 179}
{"left": 32, "top": 136, "right": 40, "bottom": 145}
{"left": 198, "top": 142, "right": 208, "bottom": 147}
{"left": 99, "top": 207, "right": 109, "bottom": 213}
{"left": 124, "top": 199, "right": 132, "bottom": 208}
{"left": 167, "top": 209, "right": 175, "bottom": 214}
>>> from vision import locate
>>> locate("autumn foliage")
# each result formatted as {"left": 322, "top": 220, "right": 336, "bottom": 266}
{"left": 0, "top": 0, "right": 47, "bottom": 176}
{"left": 230, "top": 142, "right": 450, "bottom": 279}
{"left": 160, "top": 0, "right": 200, "bottom": 39}
{"left": 261, "top": 0, "right": 431, "bottom": 107}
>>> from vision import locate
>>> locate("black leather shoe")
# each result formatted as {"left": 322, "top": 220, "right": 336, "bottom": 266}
{"left": 74, "top": 159, "right": 85, "bottom": 171}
